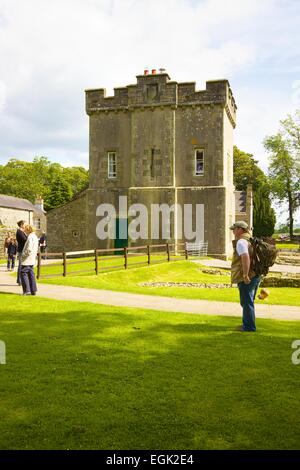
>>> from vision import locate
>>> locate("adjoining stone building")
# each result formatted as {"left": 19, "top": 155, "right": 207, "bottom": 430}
{"left": 235, "top": 185, "right": 253, "bottom": 228}
{"left": 0, "top": 195, "right": 46, "bottom": 256}
{"left": 48, "top": 70, "right": 242, "bottom": 258}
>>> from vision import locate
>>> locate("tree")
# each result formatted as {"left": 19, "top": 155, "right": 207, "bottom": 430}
{"left": 0, "top": 157, "right": 89, "bottom": 211}
{"left": 253, "top": 185, "right": 276, "bottom": 237}
{"left": 62, "top": 166, "right": 89, "bottom": 195}
{"left": 264, "top": 111, "right": 300, "bottom": 239}
{"left": 46, "top": 174, "right": 73, "bottom": 210}
{"left": 0, "top": 158, "right": 46, "bottom": 202}
{"left": 233, "top": 146, "right": 276, "bottom": 236}
{"left": 233, "top": 146, "right": 266, "bottom": 191}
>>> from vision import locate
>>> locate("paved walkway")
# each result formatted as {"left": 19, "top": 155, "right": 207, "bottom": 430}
{"left": 0, "top": 265, "right": 299, "bottom": 321}
{"left": 194, "top": 259, "right": 300, "bottom": 274}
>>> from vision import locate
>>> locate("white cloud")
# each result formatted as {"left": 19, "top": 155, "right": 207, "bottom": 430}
{"left": 0, "top": 80, "right": 6, "bottom": 113}
{"left": 0, "top": 0, "right": 299, "bottom": 198}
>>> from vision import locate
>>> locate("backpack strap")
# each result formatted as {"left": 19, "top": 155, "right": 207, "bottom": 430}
{"left": 249, "top": 237, "right": 258, "bottom": 271}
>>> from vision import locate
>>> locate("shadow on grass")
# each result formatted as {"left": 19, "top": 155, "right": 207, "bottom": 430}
{"left": 0, "top": 292, "right": 300, "bottom": 450}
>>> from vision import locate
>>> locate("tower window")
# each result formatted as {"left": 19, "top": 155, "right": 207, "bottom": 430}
{"left": 108, "top": 152, "right": 117, "bottom": 178}
{"left": 150, "top": 148, "right": 155, "bottom": 178}
{"left": 195, "top": 149, "right": 204, "bottom": 176}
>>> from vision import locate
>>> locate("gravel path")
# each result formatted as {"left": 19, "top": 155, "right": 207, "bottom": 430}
{"left": 0, "top": 265, "right": 299, "bottom": 321}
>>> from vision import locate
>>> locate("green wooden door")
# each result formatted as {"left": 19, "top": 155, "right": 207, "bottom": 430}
{"left": 115, "top": 218, "right": 128, "bottom": 252}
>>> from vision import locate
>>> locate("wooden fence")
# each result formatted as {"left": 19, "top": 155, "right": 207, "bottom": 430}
{"left": 36, "top": 242, "right": 197, "bottom": 279}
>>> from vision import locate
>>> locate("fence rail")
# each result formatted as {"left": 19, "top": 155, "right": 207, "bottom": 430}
{"left": 36, "top": 241, "right": 207, "bottom": 279}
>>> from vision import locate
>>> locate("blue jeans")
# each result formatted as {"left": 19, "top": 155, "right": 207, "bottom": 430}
{"left": 17, "top": 252, "right": 22, "bottom": 284}
{"left": 20, "top": 265, "right": 37, "bottom": 295}
{"left": 238, "top": 276, "right": 260, "bottom": 332}
{"left": 7, "top": 255, "right": 16, "bottom": 270}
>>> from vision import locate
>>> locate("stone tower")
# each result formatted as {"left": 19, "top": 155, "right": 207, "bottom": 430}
{"left": 84, "top": 70, "right": 237, "bottom": 258}
{"left": 47, "top": 71, "right": 237, "bottom": 257}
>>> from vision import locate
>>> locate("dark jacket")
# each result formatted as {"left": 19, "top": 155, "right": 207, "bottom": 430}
{"left": 8, "top": 242, "right": 17, "bottom": 256}
{"left": 39, "top": 235, "right": 47, "bottom": 247}
{"left": 16, "top": 229, "right": 27, "bottom": 253}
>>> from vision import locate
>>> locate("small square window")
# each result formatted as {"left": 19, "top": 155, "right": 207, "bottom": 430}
{"left": 195, "top": 149, "right": 204, "bottom": 176}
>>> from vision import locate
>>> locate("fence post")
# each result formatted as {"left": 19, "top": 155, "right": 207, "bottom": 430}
{"left": 124, "top": 247, "right": 128, "bottom": 269}
{"left": 185, "top": 243, "right": 188, "bottom": 260}
{"left": 37, "top": 251, "right": 41, "bottom": 279}
{"left": 166, "top": 243, "right": 170, "bottom": 262}
{"left": 63, "top": 252, "right": 67, "bottom": 277}
{"left": 95, "top": 249, "right": 99, "bottom": 275}
{"left": 147, "top": 245, "right": 150, "bottom": 265}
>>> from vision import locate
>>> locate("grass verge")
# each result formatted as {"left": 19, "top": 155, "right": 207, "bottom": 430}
{"left": 36, "top": 260, "right": 300, "bottom": 307}
{"left": 0, "top": 293, "right": 300, "bottom": 449}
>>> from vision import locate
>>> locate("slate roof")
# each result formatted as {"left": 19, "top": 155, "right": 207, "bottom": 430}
{"left": 0, "top": 194, "right": 45, "bottom": 214}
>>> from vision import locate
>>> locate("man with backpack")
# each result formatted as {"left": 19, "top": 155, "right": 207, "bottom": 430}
{"left": 230, "top": 221, "right": 260, "bottom": 332}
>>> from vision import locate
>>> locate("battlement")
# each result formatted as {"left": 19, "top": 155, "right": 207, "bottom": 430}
{"left": 85, "top": 72, "right": 237, "bottom": 125}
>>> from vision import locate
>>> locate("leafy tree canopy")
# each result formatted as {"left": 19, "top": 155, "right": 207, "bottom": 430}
{"left": 264, "top": 110, "right": 300, "bottom": 238}
{"left": 233, "top": 146, "right": 267, "bottom": 191}
{"left": 0, "top": 156, "right": 89, "bottom": 211}
{"left": 233, "top": 146, "right": 275, "bottom": 236}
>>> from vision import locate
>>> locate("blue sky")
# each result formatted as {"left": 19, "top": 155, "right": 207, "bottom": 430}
{"left": 0, "top": 0, "right": 299, "bottom": 224}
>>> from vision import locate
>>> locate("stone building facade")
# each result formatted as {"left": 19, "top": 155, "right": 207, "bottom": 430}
{"left": 235, "top": 185, "right": 253, "bottom": 229}
{"left": 48, "top": 71, "right": 238, "bottom": 258}
{"left": 0, "top": 195, "right": 46, "bottom": 256}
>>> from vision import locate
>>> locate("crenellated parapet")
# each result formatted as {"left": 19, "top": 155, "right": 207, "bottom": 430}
{"left": 85, "top": 72, "right": 237, "bottom": 126}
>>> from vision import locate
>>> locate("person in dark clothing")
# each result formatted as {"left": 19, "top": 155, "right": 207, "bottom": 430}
{"left": 16, "top": 220, "right": 27, "bottom": 285}
{"left": 4, "top": 232, "right": 12, "bottom": 250}
{"left": 39, "top": 231, "right": 47, "bottom": 259}
{"left": 7, "top": 238, "right": 17, "bottom": 271}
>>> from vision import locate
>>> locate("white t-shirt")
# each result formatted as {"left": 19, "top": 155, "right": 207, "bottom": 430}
{"left": 236, "top": 239, "right": 249, "bottom": 256}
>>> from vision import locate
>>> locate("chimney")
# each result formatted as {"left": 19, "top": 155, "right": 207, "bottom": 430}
{"left": 34, "top": 196, "right": 44, "bottom": 212}
{"left": 144, "top": 69, "right": 149, "bottom": 75}
{"left": 151, "top": 69, "right": 157, "bottom": 75}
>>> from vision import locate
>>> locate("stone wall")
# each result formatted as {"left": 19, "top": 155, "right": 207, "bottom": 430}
{"left": 47, "top": 191, "right": 88, "bottom": 252}
{"left": 261, "top": 275, "right": 300, "bottom": 288}
{"left": 0, "top": 207, "right": 33, "bottom": 228}
{"left": 0, "top": 228, "right": 9, "bottom": 257}
{"left": 175, "top": 105, "right": 224, "bottom": 187}
{"left": 235, "top": 185, "right": 253, "bottom": 229}
{"left": 33, "top": 213, "right": 47, "bottom": 237}
{"left": 223, "top": 108, "right": 235, "bottom": 255}
{"left": 86, "top": 74, "right": 237, "bottom": 126}
{"left": 0, "top": 207, "right": 46, "bottom": 243}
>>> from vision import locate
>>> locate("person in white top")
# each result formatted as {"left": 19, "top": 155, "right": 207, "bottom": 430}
{"left": 230, "top": 220, "right": 260, "bottom": 332}
{"left": 20, "top": 224, "right": 39, "bottom": 295}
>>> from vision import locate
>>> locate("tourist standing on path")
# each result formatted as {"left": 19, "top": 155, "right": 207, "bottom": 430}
{"left": 230, "top": 221, "right": 260, "bottom": 332}
{"left": 7, "top": 237, "right": 17, "bottom": 271}
{"left": 39, "top": 231, "right": 47, "bottom": 259}
{"left": 20, "top": 224, "right": 39, "bottom": 296}
{"left": 4, "top": 232, "right": 12, "bottom": 251}
{"left": 16, "top": 220, "right": 27, "bottom": 285}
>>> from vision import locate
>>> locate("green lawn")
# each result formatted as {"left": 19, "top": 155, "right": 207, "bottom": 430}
{"left": 37, "top": 259, "right": 300, "bottom": 307}
{"left": 0, "top": 293, "right": 300, "bottom": 450}
{"left": 38, "top": 253, "right": 186, "bottom": 275}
